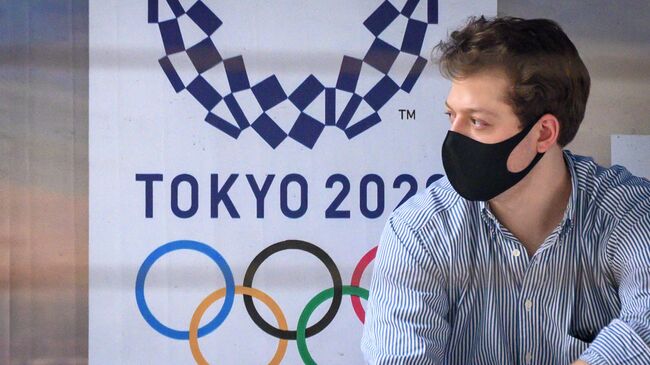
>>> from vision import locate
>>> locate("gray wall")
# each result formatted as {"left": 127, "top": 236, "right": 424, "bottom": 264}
{"left": 0, "top": 0, "right": 648, "bottom": 363}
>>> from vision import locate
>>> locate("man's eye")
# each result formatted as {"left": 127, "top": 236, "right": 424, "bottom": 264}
{"left": 443, "top": 112, "right": 453, "bottom": 121}
{"left": 471, "top": 118, "right": 485, "bottom": 127}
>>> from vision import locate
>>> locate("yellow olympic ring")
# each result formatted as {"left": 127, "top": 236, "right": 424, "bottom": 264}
{"left": 189, "top": 285, "right": 289, "bottom": 365}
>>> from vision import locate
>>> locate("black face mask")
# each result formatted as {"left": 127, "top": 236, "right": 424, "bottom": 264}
{"left": 441, "top": 120, "right": 545, "bottom": 201}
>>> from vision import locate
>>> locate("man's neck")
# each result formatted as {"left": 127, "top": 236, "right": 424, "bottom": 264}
{"left": 487, "top": 147, "right": 572, "bottom": 257}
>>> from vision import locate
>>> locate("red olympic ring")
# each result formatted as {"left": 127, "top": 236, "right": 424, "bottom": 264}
{"left": 350, "top": 245, "right": 377, "bottom": 323}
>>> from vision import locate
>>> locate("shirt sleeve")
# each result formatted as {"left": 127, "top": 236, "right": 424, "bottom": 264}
{"left": 360, "top": 213, "right": 451, "bottom": 364}
{"left": 579, "top": 211, "right": 650, "bottom": 365}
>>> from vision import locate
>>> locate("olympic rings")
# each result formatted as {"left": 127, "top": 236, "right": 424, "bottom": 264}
{"left": 296, "top": 285, "right": 369, "bottom": 365}
{"left": 135, "top": 240, "right": 235, "bottom": 340}
{"left": 243, "top": 240, "right": 342, "bottom": 340}
{"left": 189, "top": 285, "right": 289, "bottom": 365}
{"left": 350, "top": 246, "right": 377, "bottom": 323}
{"left": 136, "top": 239, "right": 375, "bottom": 362}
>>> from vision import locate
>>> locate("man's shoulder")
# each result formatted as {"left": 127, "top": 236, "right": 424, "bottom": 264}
{"left": 390, "top": 175, "right": 464, "bottom": 233}
{"left": 569, "top": 150, "right": 650, "bottom": 220}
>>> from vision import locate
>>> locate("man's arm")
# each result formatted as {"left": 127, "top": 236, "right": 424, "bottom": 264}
{"left": 360, "top": 214, "right": 450, "bottom": 364}
{"left": 577, "top": 211, "right": 650, "bottom": 364}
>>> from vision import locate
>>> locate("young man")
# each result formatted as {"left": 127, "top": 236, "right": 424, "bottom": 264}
{"left": 360, "top": 16, "right": 650, "bottom": 365}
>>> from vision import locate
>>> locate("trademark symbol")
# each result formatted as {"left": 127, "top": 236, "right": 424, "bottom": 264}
{"left": 399, "top": 109, "right": 415, "bottom": 120}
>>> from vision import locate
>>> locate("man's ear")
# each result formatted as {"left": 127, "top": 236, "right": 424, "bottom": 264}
{"left": 536, "top": 113, "right": 561, "bottom": 152}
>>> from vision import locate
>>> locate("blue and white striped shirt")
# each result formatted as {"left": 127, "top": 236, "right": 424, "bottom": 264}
{"left": 360, "top": 150, "right": 650, "bottom": 364}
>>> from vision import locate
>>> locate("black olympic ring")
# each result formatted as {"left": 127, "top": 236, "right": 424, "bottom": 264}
{"left": 242, "top": 239, "right": 343, "bottom": 340}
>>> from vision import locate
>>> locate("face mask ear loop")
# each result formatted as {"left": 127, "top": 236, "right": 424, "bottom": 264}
{"left": 509, "top": 115, "right": 546, "bottom": 169}
{"left": 519, "top": 118, "right": 540, "bottom": 139}
{"left": 523, "top": 112, "right": 550, "bottom": 139}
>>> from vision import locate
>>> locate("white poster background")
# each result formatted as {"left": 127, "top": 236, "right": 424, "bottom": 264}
{"left": 90, "top": 1, "right": 496, "bottom": 363}
{"left": 611, "top": 135, "right": 650, "bottom": 178}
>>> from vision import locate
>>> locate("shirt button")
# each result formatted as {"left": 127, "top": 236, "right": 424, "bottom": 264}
{"left": 512, "top": 249, "right": 521, "bottom": 257}
{"left": 525, "top": 299, "right": 533, "bottom": 311}
{"left": 525, "top": 352, "right": 532, "bottom": 363}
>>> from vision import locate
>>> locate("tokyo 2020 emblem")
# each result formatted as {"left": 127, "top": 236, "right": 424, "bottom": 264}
{"left": 148, "top": 0, "right": 438, "bottom": 148}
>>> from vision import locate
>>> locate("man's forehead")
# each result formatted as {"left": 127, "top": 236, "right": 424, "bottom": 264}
{"left": 446, "top": 71, "right": 511, "bottom": 113}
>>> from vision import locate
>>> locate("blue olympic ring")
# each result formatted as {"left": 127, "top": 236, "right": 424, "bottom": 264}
{"left": 135, "top": 240, "right": 235, "bottom": 340}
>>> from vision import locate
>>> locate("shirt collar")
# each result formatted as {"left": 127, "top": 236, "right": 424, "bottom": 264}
{"left": 560, "top": 149, "right": 578, "bottom": 232}
{"left": 478, "top": 149, "right": 578, "bottom": 234}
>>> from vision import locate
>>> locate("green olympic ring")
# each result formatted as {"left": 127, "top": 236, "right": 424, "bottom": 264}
{"left": 296, "top": 285, "right": 369, "bottom": 365}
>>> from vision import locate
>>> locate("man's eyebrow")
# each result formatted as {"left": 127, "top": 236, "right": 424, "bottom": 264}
{"left": 445, "top": 100, "right": 498, "bottom": 116}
